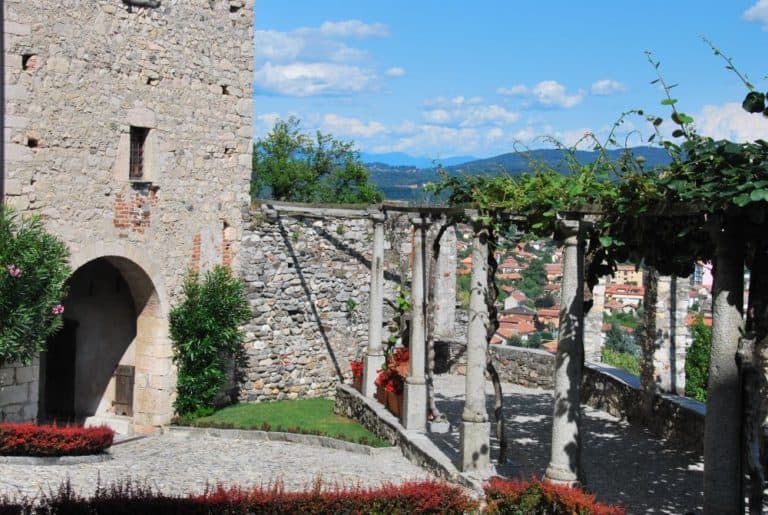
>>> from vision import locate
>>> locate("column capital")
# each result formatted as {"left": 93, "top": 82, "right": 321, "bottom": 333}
{"left": 369, "top": 212, "right": 386, "bottom": 224}
{"left": 410, "top": 215, "right": 429, "bottom": 228}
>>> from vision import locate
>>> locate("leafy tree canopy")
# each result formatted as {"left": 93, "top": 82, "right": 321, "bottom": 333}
{"left": 251, "top": 117, "right": 383, "bottom": 204}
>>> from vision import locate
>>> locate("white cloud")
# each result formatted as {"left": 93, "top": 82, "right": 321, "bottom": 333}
{"left": 485, "top": 127, "right": 504, "bottom": 142}
{"left": 591, "top": 79, "right": 626, "bottom": 96}
{"left": 385, "top": 67, "right": 406, "bottom": 77}
{"left": 695, "top": 102, "right": 767, "bottom": 142}
{"left": 421, "top": 100, "right": 519, "bottom": 128}
{"left": 497, "top": 84, "right": 529, "bottom": 96}
{"left": 744, "top": 0, "right": 768, "bottom": 30}
{"left": 532, "top": 80, "right": 584, "bottom": 108}
{"left": 255, "top": 20, "right": 394, "bottom": 97}
{"left": 318, "top": 20, "right": 389, "bottom": 38}
{"left": 458, "top": 105, "right": 520, "bottom": 127}
{"left": 423, "top": 109, "right": 452, "bottom": 124}
{"left": 255, "top": 30, "right": 304, "bottom": 62}
{"left": 322, "top": 114, "right": 388, "bottom": 138}
{"left": 374, "top": 125, "right": 483, "bottom": 155}
{"left": 254, "top": 62, "right": 375, "bottom": 97}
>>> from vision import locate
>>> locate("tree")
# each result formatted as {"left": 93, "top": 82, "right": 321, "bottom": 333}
{"left": 685, "top": 315, "right": 711, "bottom": 402}
{"left": 251, "top": 117, "right": 383, "bottom": 204}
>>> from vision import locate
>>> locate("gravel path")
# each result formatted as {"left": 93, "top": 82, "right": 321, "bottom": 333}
{"left": 430, "top": 374, "right": 704, "bottom": 514}
{"left": 0, "top": 432, "right": 434, "bottom": 501}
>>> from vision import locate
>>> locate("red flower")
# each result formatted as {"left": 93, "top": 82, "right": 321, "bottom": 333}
{"left": 350, "top": 360, "right": 364, "bottom": 379}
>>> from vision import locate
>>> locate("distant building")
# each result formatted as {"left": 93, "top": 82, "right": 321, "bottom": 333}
{"left": 612, "top": 264, "right": 643, "bottom": 286}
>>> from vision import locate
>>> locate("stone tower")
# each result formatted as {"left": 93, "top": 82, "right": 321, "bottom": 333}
{"left": 2, "top": 0, "right": 254, "bottom": 433}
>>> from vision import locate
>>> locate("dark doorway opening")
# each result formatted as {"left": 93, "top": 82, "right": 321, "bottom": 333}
{"left": 40, "top": 319, "right": 78, "bottom": 423}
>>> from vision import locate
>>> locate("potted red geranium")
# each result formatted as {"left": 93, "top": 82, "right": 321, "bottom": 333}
{"left": 375, "top": 347, "right": 409, "bottom": 418}
{"left": 350, "top": 359, "right": 364, "bottom": 392}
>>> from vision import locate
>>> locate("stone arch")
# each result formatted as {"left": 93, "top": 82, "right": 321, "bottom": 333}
{"left": 40, "top": 244, "right": 174, "bottom": 434}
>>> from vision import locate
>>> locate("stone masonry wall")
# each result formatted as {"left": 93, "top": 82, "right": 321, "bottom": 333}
{"left": 238, "top": 210, "right": 407, "bottom": 401}
{"left": 2, "top": 0, "right": 253, "bottom": 426}
{"left": 0, "top": 359, "right": 39, "bottom": 422}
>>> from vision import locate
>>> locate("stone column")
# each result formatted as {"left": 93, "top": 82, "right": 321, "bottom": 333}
{"left": 433, "top": 225, "right": 457, "bottom": 340}
{"left": 363, "top": 213, "right": 386, "bottom": 397}
{"left": 460, "top": 223, "right": 491, "bottom": 472}
{"left": 545, "top": 219, "right": 585, "bottom": 485}
{"left": 583, "top": 276, "right": 605, "bottom": 363}
{"left": 704, "top": 221, "right": 745, "bottom": 515}
{"left": 403, "top": 217, "right": 428, "bottom": 430}
{"left": 653, "top": 274, "right": 691, "bottom": 395}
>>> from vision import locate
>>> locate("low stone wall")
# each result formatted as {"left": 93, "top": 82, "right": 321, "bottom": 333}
{"left": 334, "top": 385, "right": 483, "bottom": 494}
{"left": 436, "top": 341, "right": 555, "bottom": 390}
{"left": 0, "top": 358, "right": 39, "bottom": 422}
{"left": 582, "top": 364, "right": 705, "bottom": 452}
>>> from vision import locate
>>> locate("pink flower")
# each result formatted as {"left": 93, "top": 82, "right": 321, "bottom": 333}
{"left": 7, "top": 265, "right": 22, "bottom": 278}
{"left": 51, "top": 304, "right": 64, "bottom": 316}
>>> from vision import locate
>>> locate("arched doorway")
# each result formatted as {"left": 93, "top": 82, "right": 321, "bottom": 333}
{"left": 38, "top": 255, "right": 173, "bottom": 433}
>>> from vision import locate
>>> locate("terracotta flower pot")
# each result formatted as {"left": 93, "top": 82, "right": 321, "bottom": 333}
{"left": 353, "top": 375, "right": 363, "bottom": 392}
{"left": 376, "top": 384, "right": 386, "bottom": 404}
{"left": 386, "top": 390, "right": 403, "bottom": 417}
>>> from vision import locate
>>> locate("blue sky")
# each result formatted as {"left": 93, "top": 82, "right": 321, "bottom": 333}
{"left": 255, "top": 1, "right": 767, "bottom": 160}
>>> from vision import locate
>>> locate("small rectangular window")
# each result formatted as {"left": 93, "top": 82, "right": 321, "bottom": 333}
{"left": 129, "top": 127, "right": 149, "bottom": 180}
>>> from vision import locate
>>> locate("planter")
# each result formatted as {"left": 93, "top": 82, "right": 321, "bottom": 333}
{"left": 376, "top": 384, "right": 386, "bottom": 404}
{"left": 386, "top": 390, "right": 403, "bottom": 418}
{"left": 353, "top": 375, "right": 363, "bottom": 393}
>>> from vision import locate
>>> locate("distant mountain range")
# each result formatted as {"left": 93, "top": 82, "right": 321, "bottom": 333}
{"left": 364, "top": 146, "right": 672, "bottom": 202}
{"left": 360, "top": 152, "right": 479, "bottom": 168}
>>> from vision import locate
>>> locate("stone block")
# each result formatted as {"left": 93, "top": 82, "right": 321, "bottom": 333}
{"left": 0, "top": 368, "right": 15, "bottom": 387}
{"left": 14, "top": 366, "right": 36, "bottom": 384}
{"left": 0, "top": 384, "right": 30, "bottom": 405}
{"left": 4, "top": 21, "right": 30, "bottom": 35}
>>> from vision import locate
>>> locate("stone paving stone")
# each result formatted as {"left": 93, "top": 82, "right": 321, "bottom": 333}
{"left": 0, "top": 433, "right": 434, "bottom": 501}
{"left": 430, "top": 375, "right": 704, "bottom": 514}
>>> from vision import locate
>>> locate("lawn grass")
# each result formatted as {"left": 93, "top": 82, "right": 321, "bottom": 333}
{"left": 182, "top": 398, "right": 389, "bottom": 447}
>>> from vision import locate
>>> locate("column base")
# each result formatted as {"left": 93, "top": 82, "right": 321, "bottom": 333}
{"left": 459, "top": 420, "right": 491, "bottom": 472}
{"left": 544, "top": 462, "right": 580, "bottom": 487}
{"left": 402, "top": 381, "right": 426, "bottom": 431}
{"left": 362, "top": 353, "right": 383, "bottom": 398}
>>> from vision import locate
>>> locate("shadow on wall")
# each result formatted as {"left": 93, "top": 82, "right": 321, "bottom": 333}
{"left": 276, "top": 215, "right": 344, "bottom": 381}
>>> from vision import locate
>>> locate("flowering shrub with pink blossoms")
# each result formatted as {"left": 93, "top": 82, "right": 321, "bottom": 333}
{"left": 0, "top": 208, "right": 70, "bottom": 366}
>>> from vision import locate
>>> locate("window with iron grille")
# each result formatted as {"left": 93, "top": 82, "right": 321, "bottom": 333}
{"left": 129, "top": 127, "right": 149, "bottom": 180}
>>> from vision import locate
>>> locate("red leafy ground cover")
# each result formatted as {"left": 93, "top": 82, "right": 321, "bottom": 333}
{"left": 0, "top": 423, "right": 114, "bottom": 457}
{"left": 485, "top": 476, "right": 625, "bottom": 515}
{"left": 0, "top": 479, "right": 478, "bottom": 514}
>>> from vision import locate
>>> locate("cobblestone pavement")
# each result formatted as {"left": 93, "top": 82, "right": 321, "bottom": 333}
{"left": 430, "top": 375, "right": 704, "bottom": 514}
{"left": 0, "top": 433, "right": 434, "bottom": 501}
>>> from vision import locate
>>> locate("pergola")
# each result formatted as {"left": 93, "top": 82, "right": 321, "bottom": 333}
{"left": 260, "top": 199, "right": 751, "bottom": 512}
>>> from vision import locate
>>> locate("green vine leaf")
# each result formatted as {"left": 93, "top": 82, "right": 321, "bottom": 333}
{"left": 750, "top": 189, "right": 768, "bottom": 202}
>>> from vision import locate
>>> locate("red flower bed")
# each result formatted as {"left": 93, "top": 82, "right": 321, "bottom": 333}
{"left": 0, "top": 423, "right": 114, "bottom": 457}
{"left": 0, "top": 479, "right": 477, "bottom": 514}
{"left": 485, "top": 476, "right": 624, "bottom": 515}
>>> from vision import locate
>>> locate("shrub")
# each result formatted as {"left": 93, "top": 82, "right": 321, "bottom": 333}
{"left": 0, "top": 479, "right": 477, "bottom": 514}
{"left": 601, "top": 348, "right": 640, "bottom": 376}
{"left": 169, "top": 266, "right": 250, "bottom": 417}
{"left": 685, "top": 315, "right": 711, "bottom": 402}
{"left": 485, "top": 476, "right": 624, "bottom": 515}
{"left": 0, "top": 423, "right": 114, "bottom": 457}
{"left": 0, "top": 208, "right": 70, "bottom": 366}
